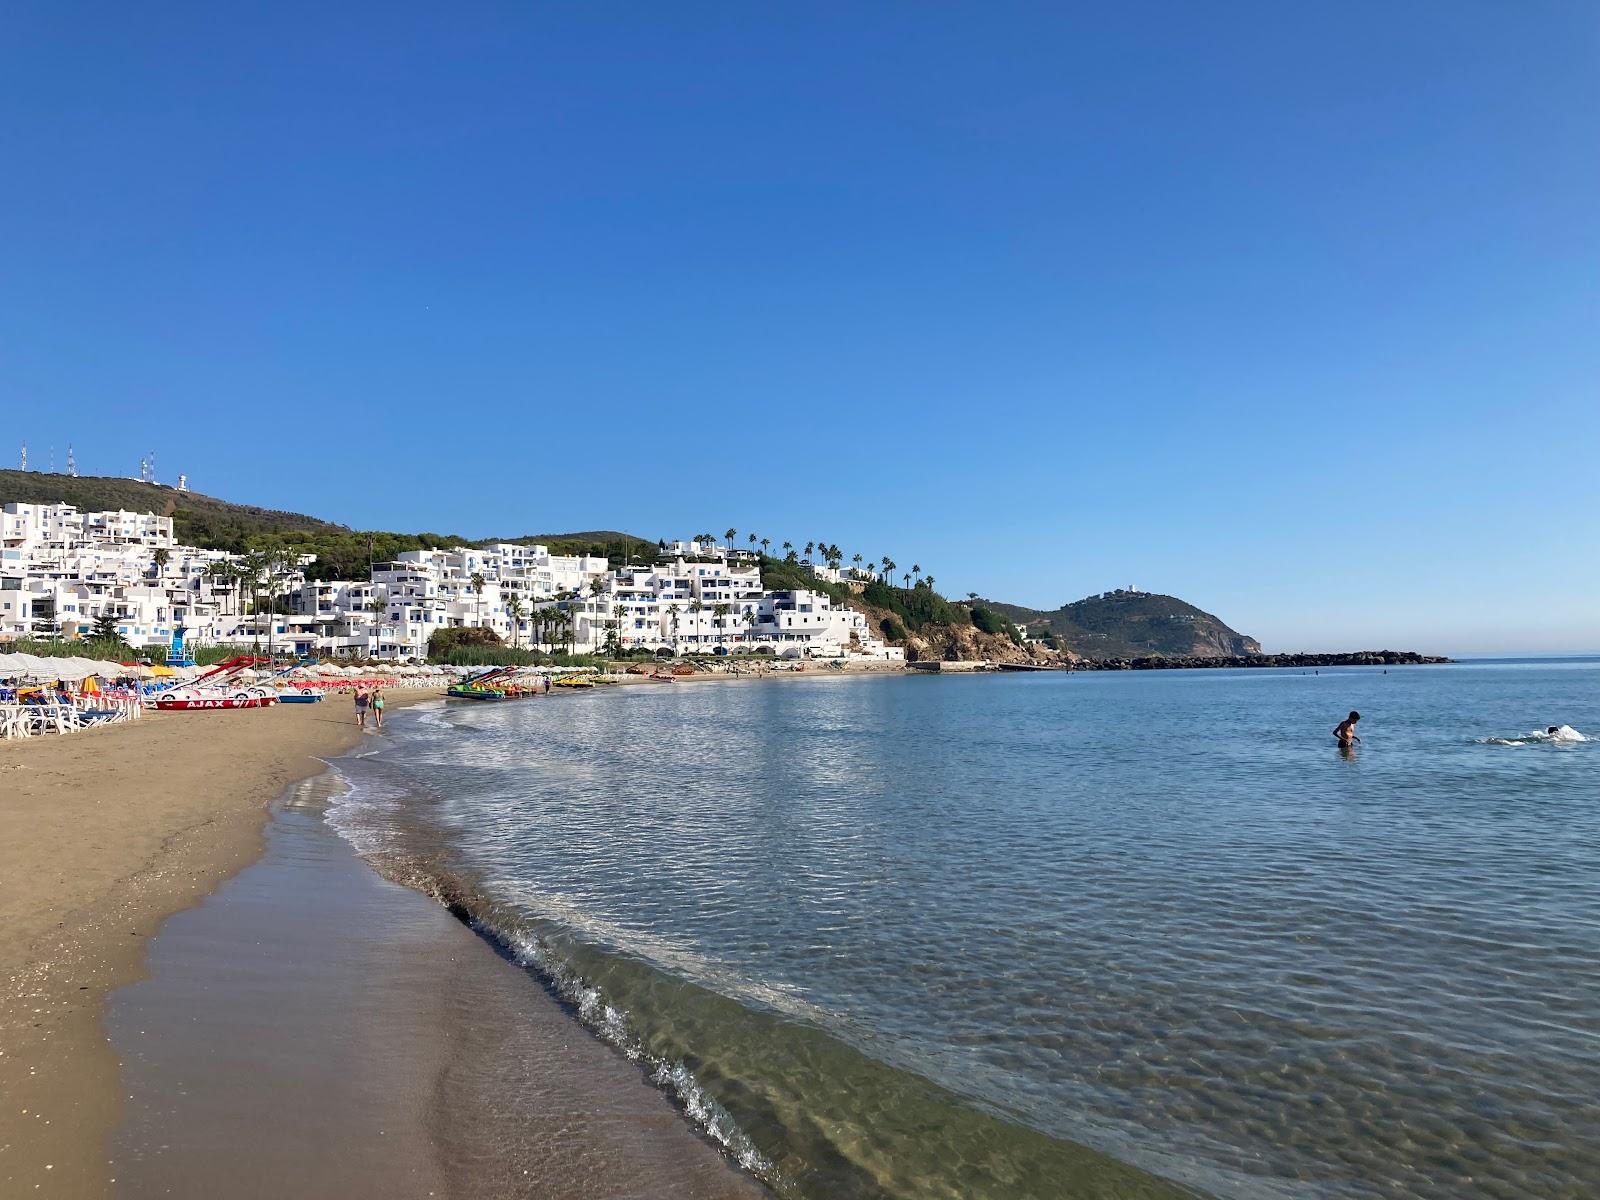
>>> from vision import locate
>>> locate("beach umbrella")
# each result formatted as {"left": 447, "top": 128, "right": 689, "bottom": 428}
{"left": 44, "top": 658, "right": 96, "bottom": 681}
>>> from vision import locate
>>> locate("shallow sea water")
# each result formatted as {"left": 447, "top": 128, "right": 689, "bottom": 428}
{"left": 333, "top": 660, "right": 1600, "bottom": 1199}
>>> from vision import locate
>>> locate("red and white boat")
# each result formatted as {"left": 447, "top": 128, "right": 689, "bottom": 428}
{"left": 145, "top": 655, "right": 278, "bottom": 710}
{"left": 152, "top": 695, "right": 279, "bottom": 710}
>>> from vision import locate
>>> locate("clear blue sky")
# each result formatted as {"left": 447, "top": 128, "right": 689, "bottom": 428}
{"left": 6, "top": 3, "right": 1596, "bottom": 654}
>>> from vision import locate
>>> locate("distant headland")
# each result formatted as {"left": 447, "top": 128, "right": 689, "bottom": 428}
{"left": 1062, "top": 650, "right": 1451, "bottom": 671}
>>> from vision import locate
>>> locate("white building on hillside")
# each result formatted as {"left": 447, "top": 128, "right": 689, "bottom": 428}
{"left": 2, "top": 503, "right": 900, "bottom": 662}
{"left": 1, "top": 502, "right": 308, "bottom": 651}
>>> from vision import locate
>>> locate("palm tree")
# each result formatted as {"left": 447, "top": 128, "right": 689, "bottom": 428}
{"left": 505, "top": 593, "right": 525, "bottom": 649}
{"left": 233, "top": 563, "right": 250, "bottom": 625}
{"left": 725, "top": 528, "right": 737, "bottom": 553}
{"left": 588, "top": 577, "right": 607, "bottom": 650}
{"left": 782, "top": 541, "right": 792, "bottom": 556}
{"left": 667, "top": 603, "right": 681, "bottom": 651}
{"left": 760, "top": 537, "right": 770, "bottom": 558}
{"left": 748, "top": 533, "right": 757, "bottom": 556}
{"left": 924, "top": 575, "right": 935, "bottom": 592}
{"left": 235, "top": 551, "right": 267, "bottom": 650}
{"left": 150, "top": 547, "right": 171, "bottom": 579}
{"left": 532, "top": 598, "right": 550, "bottom": 651}
{"left": 366, "top": 596, "right": 387, "bottom": 659}
{"left": 968, "top": 592, "right": 979, "bottom": 602}
{"left": 911, "top": 564, "right": 921, "bottom": 585}
{"left": 851, "top": 552, "right": 863, "bottom": 577}
{"left": 204, "top": 562, "right": 235, "bottom": 616}
{"left": 805, "top": 541, "right": 815, "bottom": 559}
{"left": 470, "top": 572, "right": 486, "bottom": 627}
{"left": 743, "top": 608, "right": 757, "bottom": 642}
{"left": 689, "top": 598, "right": 704, "bottom": 648}
{"left": 248, "top": 549, "right": 293, "bottom": 662}
{"left": 881, "top": 556, "right": 893, "bottom": 584}
{"left": 712, "top": 602, "right": 732, "bottom": 648}
{"left": 903, "top": 572, "right": 911, "bottom": 589}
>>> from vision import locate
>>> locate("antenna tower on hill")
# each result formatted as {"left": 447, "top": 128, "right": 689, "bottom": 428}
{"left": 67, "top": 445, "right": 77, "bottom": 476}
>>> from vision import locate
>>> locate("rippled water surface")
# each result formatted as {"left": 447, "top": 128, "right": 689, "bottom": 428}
{"left": 336, "top": 661, "right": 1600, "bottom": 1199}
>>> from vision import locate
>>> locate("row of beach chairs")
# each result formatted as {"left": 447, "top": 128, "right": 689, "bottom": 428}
{"left": 0, "top": 696, "right": 143, "bottom": 740}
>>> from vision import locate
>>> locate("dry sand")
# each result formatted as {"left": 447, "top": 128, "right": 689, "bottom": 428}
{"left": 0, "top": 692, "right": 430, "bottom": 1197}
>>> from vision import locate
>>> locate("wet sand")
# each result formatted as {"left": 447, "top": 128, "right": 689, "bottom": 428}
{"left": 108, "top": 769, "right": 770, "bottom": 1199}
{"left": 0, "top": 693, "right": 431, "bottom": 1197}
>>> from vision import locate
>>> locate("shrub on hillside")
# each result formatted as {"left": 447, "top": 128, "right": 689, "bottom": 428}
{"left": 970, "top": 605, "right": 1021, "bottom": 643}
{"left": 862, "top": 581, "right": 969, "bottom": 633}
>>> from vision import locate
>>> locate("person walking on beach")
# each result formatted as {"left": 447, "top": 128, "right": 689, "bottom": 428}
{"left": 1334, "top": 710, "right": 1361, "bottom": 748}
{"left": 371, "top": 687, "right": 385, "bottom": 729}
{"left": 354, "top": 686, "right": 369, "bottom": 730}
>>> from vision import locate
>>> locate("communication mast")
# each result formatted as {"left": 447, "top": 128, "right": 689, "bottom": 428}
{"left": 67, "top": 445, "right": 77, "bottom": 477}
{"left": 19, "top": 441, "right": 26, "bottom": 471}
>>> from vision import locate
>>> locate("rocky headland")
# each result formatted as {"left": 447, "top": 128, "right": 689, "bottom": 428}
{"left": 1063, "top": 650, "right": 1450, "bottom": 671}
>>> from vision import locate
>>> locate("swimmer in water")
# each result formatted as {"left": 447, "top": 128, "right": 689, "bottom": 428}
{"left": 1334, "top": 710, "right": 1362, "bottom": 747}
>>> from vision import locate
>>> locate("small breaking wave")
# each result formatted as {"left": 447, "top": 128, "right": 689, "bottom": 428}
{"left": 1478, "top": 725, "right": 1588, "bottom": 747}
{"left": 501, "top": 926, "right": 783, "bottom": 1188}
{"left": 320, "top": 745, "right": 785, "bottom": 1193}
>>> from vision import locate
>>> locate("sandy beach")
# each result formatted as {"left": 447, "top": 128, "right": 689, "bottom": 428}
{"left": 1, "top": 683, "right": 782, "bottom": 1199}
{"left": 0, "top": 692, "right": 429, "bottom": 1197}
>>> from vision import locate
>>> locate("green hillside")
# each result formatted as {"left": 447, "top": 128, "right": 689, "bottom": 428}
{"left": 0, "top": 471, "right": 653, "bottom": 580}
{"left": 0, "top": 470, "right": 346, "bottom": 544}
{"left": 987, "top": 590, "right": 1261, "bottom": 659}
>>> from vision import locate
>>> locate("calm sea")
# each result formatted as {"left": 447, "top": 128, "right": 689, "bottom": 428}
{"left": 331, "top": 659, "right": 1600, "bottom": 1200}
